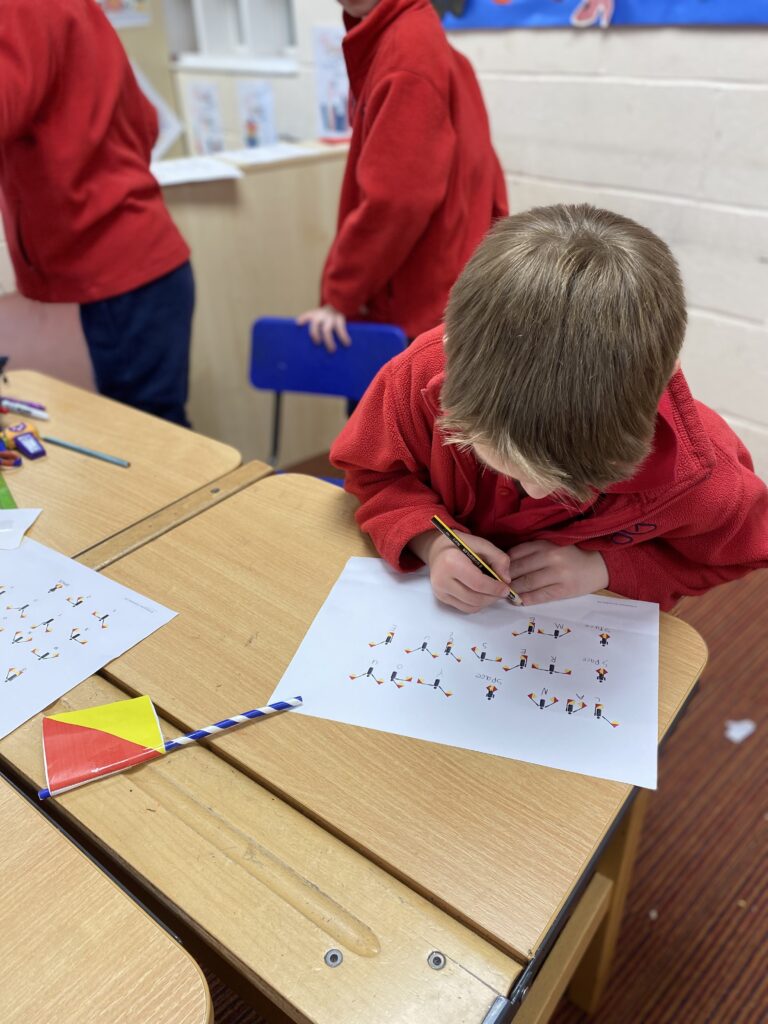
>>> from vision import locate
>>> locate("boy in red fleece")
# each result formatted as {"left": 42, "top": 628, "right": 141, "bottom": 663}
{"left": 299, "top": 0, "right": 507, "bottom": 351}
{"left": 331, "top": 204, "right": 768, "bottom": 612}
{"left": 0, "top": 0, "right": 192, "bottom": 425}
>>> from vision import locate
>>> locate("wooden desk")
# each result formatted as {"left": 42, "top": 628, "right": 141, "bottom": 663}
{"left": 94, "top": 474, "right": 707, "bottom": 964}
{"left": 0, "top": 678, "right": 522, "bottom": 1024}
{"left": 3, "top": 370, "right": 247, "bottom": 556}
{"left": 0, "top": 776, "right": 211, "bottom": 1024}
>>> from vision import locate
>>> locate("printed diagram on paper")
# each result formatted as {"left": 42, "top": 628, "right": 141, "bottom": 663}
{"left": 0, "top": 540, "right": 176, "bottom": 740}
{"left": 269, "top": 557, "right": 660, "bottom": 787}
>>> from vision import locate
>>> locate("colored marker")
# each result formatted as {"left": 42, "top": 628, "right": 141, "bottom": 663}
{"left": 0, "top": 401, "right": 49, "bottom": 420}
{"left": 431, "top": 514, "right": 523, "bottom": 606}
{"left": 41, "top": 436, "right": 130, "bottom": 468}
{"left": 1, "top": 396, "right": 47, "bottom": 410}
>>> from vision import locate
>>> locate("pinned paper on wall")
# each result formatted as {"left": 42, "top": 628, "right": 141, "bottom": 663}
{"left": 269, "top": 557, "right": 661, "bottom": 787}
{"left": 237, "top": 80, "right": 278, "bottom": 149}
{"left": 98, "top": 0, "right": 151, "bottom": 29}
{"left": 185, "top": 80, "right": 225, "bottom": 155}
{"left": 312, "top": 26, "right": 351, "bottom": 140}
{"left": 0, "top": 539, "right": 176, "bottom": 740}
{"left": 132, "top": 62, "right": 183, "bottom": 161}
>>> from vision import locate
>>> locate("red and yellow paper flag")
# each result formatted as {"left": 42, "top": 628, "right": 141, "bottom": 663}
{"left": 42, "top": 695, "right": 165, "bottom": 797}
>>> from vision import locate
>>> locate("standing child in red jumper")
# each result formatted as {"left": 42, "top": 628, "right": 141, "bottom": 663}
{"left": 0, "top": 0, "right": 193, "bottom": 425}
{"left": 331, "top": 205, "right": 768, "bottom": 612}
{"left": 299, "top": 0, "right": 507, "bottom": 351}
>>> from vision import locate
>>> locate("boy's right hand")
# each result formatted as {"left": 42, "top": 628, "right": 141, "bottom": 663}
{"left": 410, "top": 530, "right": 512, "bottom": 614}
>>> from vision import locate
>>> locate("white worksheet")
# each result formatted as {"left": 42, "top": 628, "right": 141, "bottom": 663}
{"left": 269, "top": 557, "right": 660, "bottom": 787}
{"left": 0, "top": 539, "right": 176, "bottom": 739}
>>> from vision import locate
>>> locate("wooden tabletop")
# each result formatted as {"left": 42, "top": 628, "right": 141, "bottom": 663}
{"left": 96, "top": 474, "right": 708, "bottom": 963}
{"left": 0, "top": 776, "right": 211, "bottom": 1024}
{"left": 0, "top": 677, "right": 522, "bottom": 1024}
{"left": 2, "top": 370, "right": 245, "bottom": 556}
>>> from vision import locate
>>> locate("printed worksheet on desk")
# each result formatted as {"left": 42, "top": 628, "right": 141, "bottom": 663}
{"left": 0, "top": 539, "right": 176, "bottom": 739}
{"left": 269, "top": 557, "right": 660, "bottom": 787}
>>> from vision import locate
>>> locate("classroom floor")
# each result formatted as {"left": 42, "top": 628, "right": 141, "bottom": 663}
{"left": 204, "top": 563, "right": 768, "bottom": 1024}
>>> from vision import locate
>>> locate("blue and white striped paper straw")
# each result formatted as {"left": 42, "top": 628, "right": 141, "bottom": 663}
{"left": 162, "top": 696, "right": 303, "bottom": 751}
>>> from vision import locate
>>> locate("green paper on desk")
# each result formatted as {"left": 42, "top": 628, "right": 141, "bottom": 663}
{"left": 0, "top": 474, "right": 17, "bottom": 509}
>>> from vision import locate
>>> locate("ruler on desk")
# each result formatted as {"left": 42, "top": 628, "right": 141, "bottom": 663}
{"left": 0, "top": 474, "right": 17, "bottom": 509}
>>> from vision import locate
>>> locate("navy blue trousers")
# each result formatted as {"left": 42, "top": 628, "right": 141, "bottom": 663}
{"left": 80, "top": 261, "right": 194, "bottom": 427}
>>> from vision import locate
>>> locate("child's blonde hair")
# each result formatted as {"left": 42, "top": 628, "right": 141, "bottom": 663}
{"left": 440, "top": 204, "right": 687, "bottom": 500}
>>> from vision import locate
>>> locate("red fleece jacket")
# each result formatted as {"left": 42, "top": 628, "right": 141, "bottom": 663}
{"left": 0, "top": 0, "right": 189, "bottom": 303}
{"left": 321, "top": 0, "right": 508, "bottom": 338}
{"left": 331, "top": 327, "right": 768, "bottom": 611}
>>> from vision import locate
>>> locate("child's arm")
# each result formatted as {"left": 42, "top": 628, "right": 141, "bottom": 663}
{"left": 411, "top": 529, "right": 512, "bottom": 613}
{"left": 330, "top": 343, "right": 464, "bottom": 571}
{"left": 507, "top": 541, "right": 609, "bottom": 606}
{"left": 321, "top": 72, "right": 456, "bottom": 319}
{"left": 598, "top": 447, "right": 768, "bottom": 610}
{"left": 0, "top": 4, "right": 55, "bottom": 143}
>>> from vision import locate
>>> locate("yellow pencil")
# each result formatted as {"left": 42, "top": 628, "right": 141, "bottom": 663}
{"left": 431, "top": 515, "right": 523, "bottom": 606}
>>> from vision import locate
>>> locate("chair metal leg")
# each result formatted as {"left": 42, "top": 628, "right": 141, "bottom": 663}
{"left": 270, "top": 391, "right": 282, "bottom": 467}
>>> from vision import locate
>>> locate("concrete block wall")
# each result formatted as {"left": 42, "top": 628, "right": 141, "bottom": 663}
{"left": 447, "top": 26, "right": 768, "bottom": 479}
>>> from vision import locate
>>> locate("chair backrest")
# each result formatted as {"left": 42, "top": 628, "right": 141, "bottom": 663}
{"left": 250, "top": 317, "right": 408, "bottom": 401}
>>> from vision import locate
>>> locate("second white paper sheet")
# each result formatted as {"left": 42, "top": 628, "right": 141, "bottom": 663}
{"left": 0, "top": 539, "right": 176, "bottom": 739}
{"left": 270, "top": 557, "right": 660, "bottom": 787}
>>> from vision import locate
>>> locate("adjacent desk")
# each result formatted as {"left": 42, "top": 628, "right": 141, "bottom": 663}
{"left": 0, "top": 776, "right": 211, "bottom": 1024}
{"left": 3, "top": 370, "right": 247, "bottom": 556}
{"left": 0, "top": 678, "right": 523, "bottom": 1024}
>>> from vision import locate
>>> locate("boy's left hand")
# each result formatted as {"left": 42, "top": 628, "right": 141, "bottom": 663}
{"left": 507, "top": 540, "right": 608, "bottom": 605}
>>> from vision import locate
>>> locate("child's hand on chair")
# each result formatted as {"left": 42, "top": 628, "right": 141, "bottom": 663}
{"left": 297, "top": 305, "right": 351, "bottom": 354}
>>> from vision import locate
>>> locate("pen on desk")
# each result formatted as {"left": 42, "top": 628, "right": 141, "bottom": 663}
{"left": 0, "top": 401, "right": 49, "bottom": 420}
{"left": 2, "top": 396, "right": 46, "bottom": 411}
{"left": 1, "top": 395, "right": 46, "bottom": 411}
{"left": 41, "top": 435, "right": 131, "bottom": 468}
{"left": 431, "top": 514, "right": 523, "bottom": 606}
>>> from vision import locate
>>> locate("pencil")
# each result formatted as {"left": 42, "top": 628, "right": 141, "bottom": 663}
{"left": 431, "top": 514, "right": 523, "bottom": 606}
{"left": 41, "top": 435, "right": 130, "bottom": 468}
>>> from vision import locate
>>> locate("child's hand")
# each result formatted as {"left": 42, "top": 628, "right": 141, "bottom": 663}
{"left": 410, "top": 530, "right": 512, "bottom": 613}
{"left": 297, "top": 305, "right": 351, "bottom": 353}
{"left": 507, "top": 540, "right": 608, "bottom": 605}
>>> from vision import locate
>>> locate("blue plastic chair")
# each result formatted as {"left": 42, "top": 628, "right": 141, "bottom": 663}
{"left": 250, "top": 317, "right": 408, "bottom": 468}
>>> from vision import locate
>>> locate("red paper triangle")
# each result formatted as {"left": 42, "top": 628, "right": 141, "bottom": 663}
{"left": 43, "top": 717, "right": 163, "bottom": 795}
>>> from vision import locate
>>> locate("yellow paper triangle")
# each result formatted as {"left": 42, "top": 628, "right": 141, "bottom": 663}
{"left": 48, "top": 696, "right": 165, "bottom": 753}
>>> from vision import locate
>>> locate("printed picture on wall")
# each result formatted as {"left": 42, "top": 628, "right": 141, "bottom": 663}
{"left": 185, "top": 80, "right": 225, "bottom": 156}
{"left": 312, "top": 26, "right": 352, "bottom": 140}
{"left": 237, "top": 80, "right": 278, "bottom": 149}
{"left": 98, "top": 0, "right": 151, "bottom": 29}
{"left": 436, "top": 0, "right": 768, "bottom": 30}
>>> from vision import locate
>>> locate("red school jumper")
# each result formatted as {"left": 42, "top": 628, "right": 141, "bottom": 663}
{"left": 321, "top": 0, "right": 508, "bottom": 339}
{"left": 0, "top": 0, "right": 189, "bottom": 303}
{"left": 330, "top": 327, "right": 768, "bottom": 611}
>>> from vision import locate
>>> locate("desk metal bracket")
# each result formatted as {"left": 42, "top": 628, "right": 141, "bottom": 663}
{"left": 482, "top": 995, "right": 515, "bottom": 1023}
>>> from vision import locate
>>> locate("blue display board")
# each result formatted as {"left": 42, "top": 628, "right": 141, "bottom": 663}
{"left": 436, "top": 1, "right": 768, "bottom": 30}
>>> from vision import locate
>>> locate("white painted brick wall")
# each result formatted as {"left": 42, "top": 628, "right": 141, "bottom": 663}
{"left": 449, "top": 26, "right": 768, "bottom": 480}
